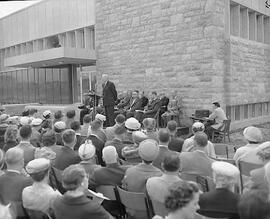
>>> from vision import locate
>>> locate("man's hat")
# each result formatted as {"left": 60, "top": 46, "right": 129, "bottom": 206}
{"left": 26, "top": 158, "right": 50, "bottom": 174}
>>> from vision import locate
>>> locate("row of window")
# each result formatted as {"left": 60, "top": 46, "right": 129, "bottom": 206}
{"left": 0, "top": 67, "right": 72, "bottom": 105}
{"left": 230, "top": 2, "right": 270, "bottom": 44}
{"left": 226, "top": 102, "right": 270, "bottom": 121}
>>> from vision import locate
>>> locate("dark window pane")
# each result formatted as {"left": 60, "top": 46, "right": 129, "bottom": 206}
{"left": 11, "top": 71, "right": 17, "bottom": 103}
{"left": 226, "top": 106, "right": 231, "bottom": 120}
{"left": 60, "top": 67, "right": 71, "bottom": 104}
{"left": 46, "top": 68, "right": 54, "bottom": 104}
{"left": 28, "top": 68, "right": 36, "bottom": 103}
{"left": 34, "top": 69, "right": 39, "bottom": 103}
{"left": 0, "top": 73, "right": 3, "bottom": 103}
{"left": 7, "top": 72, "right": 13, "bottom": 103}
{"left": 38, "top": 69, "right": 46, "bottom": 104}
{"left": 235, "top": 105, "right": 240, "bottom": 121}
{"left": 251, "top": 104, "right": 255, "bottom": 117}
{"left": 53, "top": 68, "right": 61, "bottom": 104}
{"left": 244, "top": 104, "right": 248, "bottom": 119}
{"left": 255, "top": 103, "right": 262, "bottom": 117}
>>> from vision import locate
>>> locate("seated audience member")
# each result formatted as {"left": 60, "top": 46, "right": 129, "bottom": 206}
{"left": 116, "top": 90, "right": 132, "bottom": 111}
{"left": 53, "top": 110, "right": 64, "bottom": 124}
{"left": 105, "top": 125, "right": 126, "bottom": 159}
{"left": 3, "top": 125, "right": 18, "bottom": 152}
{"left": 180, "top": 132, "right": 214, "bottom": 177}
{"left": 78, "top": 141, "right": 100, "bottom": 177}
{"left": 122, "top": 117, "right": 141, "bottom": 143}
{"left": 30, "top": 118, "right": 42, "bottom": 147}
{"left": 80, "top": 114, "right": 91, "bottom": 136}
{"left": 167, "top": 120, "right": 184, "bottom": 153}
{"left": 198, "top": 161, "right": 240, "bottom": 219}
{"left": 153, "top": 181, "right": 200, "bottom": 219}
{"left": 0, "top": 148, "right": 32, "bottom": 205}
{"left": 158, "top": 92, "right": 170, "bottom": 127}
{"left": 0, "top": 114, "right": 9, "bottom": 148}
{"left": 105, "top": 114, "right": 125, "bottom": 141}
{"left": 182, "top": 122, "right": 216, "bottom": 158}
{"left": 28, "top": 108, "right": 38, "bottom": 121}
{"left": 204, "top": 102, "right": 227, "bottom": 138}
{"left": 122, "top": 131, "right": 147, "bottom": 164}
{"left": 51, "top": 129, "right": 81, "bottom": 171}
{"left": 247, "top": 142, "right": 270, "bottom": 191}
{"left": 65, "top": 109, "right": 76, "bottom": 129}
{"left": 122, "top": 139, "right": 162, "bottom": 192}
{"left": 233, "top": 126, "right": 263, "bottom": 162}
{"left": 238, "top": 190, "right": 270, "bottom": 219}
{"left": 90, "top": 146, "right": 128, "bottom": 188}
{"left": 153, "top": 129, "right": 177, "bottom": 169}
{"left": 15, "top": 125, "right": 36, "bottom": 166}
{"left": 53, "top": 121, "right": 66, "bottom": 146}
{"left": 142, "top": 118, "right": 158, "bottom": 142}
{"left": 88, "top": 120, "right": 106, "bottom": 165}
{"left": 0, "top": 149, "right": 4, "bottom": 176}
{"left": 0, "top": 203, "right": 13, "bottom": 219}
{"left": 125, "top": 90, "right": 143, "bottom": 118}
{"left": 51, "top": 165, "right": 112, "bottom": 219}
{"left": 147, "top": 152, "right": 182, "bottom": 203}
{"left": 71, "top": 121, "right": 85, "bottom": 151}
{"left": 95, "top": 114, "right": 106, "bottom": 129}
{"left": 23, "top": 158, "right": 61, "bottom": 214}
{"left": 161, "top": 90, "right": 182, "bottom": 125}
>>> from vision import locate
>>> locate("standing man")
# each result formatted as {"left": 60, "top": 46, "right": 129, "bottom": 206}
{"left": 102, "top": 74, "right": 118, "bottom": 127}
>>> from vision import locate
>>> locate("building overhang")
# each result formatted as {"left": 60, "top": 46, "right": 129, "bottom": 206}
{"left": 4, "top": 47, "right": 96, "bottom": 68}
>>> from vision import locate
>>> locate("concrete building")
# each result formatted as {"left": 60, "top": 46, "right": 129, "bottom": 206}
{"left": 0, "top": 0, "right": 270, "bottom": 129}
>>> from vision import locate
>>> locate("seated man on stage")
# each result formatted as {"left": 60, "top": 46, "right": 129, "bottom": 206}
{"left": 135, "top": 91, "right": 161, "bottom": 122}
{"left": 204, "top": 102, "right": 227, "bottom": 139}
{"left": 125, "top": 90, "right": 143, "bottom": 118}
{"left": 115, "top": 90, "right": 132, "bottom": 113}
{"left": 158, "top": 92, "right": 170, "bottom": 127}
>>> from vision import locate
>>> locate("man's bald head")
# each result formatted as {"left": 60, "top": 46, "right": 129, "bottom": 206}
{"left": 101, "top": 74, "right": 109, "bottom": 83}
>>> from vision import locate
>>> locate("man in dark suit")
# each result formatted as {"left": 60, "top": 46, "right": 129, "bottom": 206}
{"left": 159, "top": 93, "right": 170, "bottom": 127}
{"left": 167, "top": 120, "right": 184, "bottom": 153}
{"left": 180, "top": 132, "right": 214, "bottom": 177}
{"left": 102, "top": 74, "right": 118, "bottom": 127}
{"left": 51, "top": 129, "right": 81, "bottom": 171}
{"left": 126, "top": 90, "right": 143, "bottom": 118}
{"left": 0, "top": 148, "right": 33, "bottom": 205}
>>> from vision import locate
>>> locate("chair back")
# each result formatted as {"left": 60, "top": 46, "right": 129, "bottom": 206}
{"left": 180, "top": 172, "right": 210, "bottom": 192}
{"left": 238, "top": 161, "right": 262, "bottom": 177}
{"left": 214, "top": 144, "right": 229, "bottom": 158}
{"left": 116, "top": 186, "right": 150, "bottom": 219}
{"left": 223, "top": 119, "right": 231, "bottom": 133}
{"left": 25, "top": 209, "right": 50, "bottom": 219}
{"left": 149, "top": 198, "right": 168, "bottom": 217}
{"left": 96, "top": 185, "right": 117, "bottom": 200}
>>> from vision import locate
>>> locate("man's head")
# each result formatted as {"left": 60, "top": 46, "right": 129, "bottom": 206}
{"left": 90, "top": 119, "right": 102, "bottom": 133}
{"left": 70, "top": 121, "right": 81, "bottom": 132}
{"left": 78, "top": 140, "right": 96, "bottom": 161}
{"left": 158, "top": 128, "right": 170, "bottom": 145}
{"left": 54, "top": 110, "right": 63, "bottom": 120}
{"left": 28, "top": 108, "right": 37, "bottom": 116}
{"left": 132, "top": 90, "right": 139, "bottom": 99}
{"left": 138, "top": 139, "right": 159, "bottom": 164}
{"left": 114, "top": 125, "right": 126, "bottom": 140}
{"left": 43, "top": 110, "right": 52, "bottom": 119}
{"left": 193, "top": 132, "right": 208, "bottom": 149}
{"left": 127, "top": 90, "right": 132, "bottom": 97}
{"left": 5, "top": 148, "right": 24, "bottom": 171}
{"left": 212, "top": 102, "right": 220, "bottom": 109}
{"left": 42, "top": 130, "right": 56, "bottom": 147}
{"left": 26, "top": 158, "right": 50, "bottom": 182}
{"left": 102, "top": 146, "right": 118, "bottom": 165}
{"left": 143, "top": 118, "right": 156, "bottom": 131}
{"left": 162, "top": 152, "right": 181, "bottom": 173}
{"left": 66, "top": 110, "right": 76, "bottom": 119}
{"left": 212, "top": 161, "right": 240, "bottom": 191}
{"left": 101, "top": 74, "right": 109, "bottom": 84}
{"left": 115, "top": 114, "right": 125, "bottom": 125}
{"left": 192, "top": 122, "right": 205, "bottom": 134}
{"left": 167, "top": 120, "right": 178, "bottom": 136}
{"left": 54, "top": 121, "right": 66, "bottom": 133}
{"left": 62, "top": 129, "right": 77, "bottom": 148}
{"left": 151, "top": 91, "right": 157, "bottom": 99}
{"left": 19, "top": 125, "right": 32, "bottom": 141}
{"left": 83, "top": 114, "right": 91, "bottom": 124}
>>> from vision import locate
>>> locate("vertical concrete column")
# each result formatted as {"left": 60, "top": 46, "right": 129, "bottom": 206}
{"left": 240, "top": 8, "right": 249, "bottom": 39}
{"left": 70, "top": 64, "right": 78, "bottom": 103}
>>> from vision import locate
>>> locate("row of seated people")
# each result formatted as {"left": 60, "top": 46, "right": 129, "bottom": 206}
{"left": 0, "top": 108, "right": 269, "bottom": 219}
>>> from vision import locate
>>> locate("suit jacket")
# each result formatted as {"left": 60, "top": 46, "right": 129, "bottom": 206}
{"left": 160, "top": 97, "right": 170, "bottom": 112}
{"left": 180, "top": 150, "right": 214, "bottom": 177}
{"left": 145, "top": 98, "right": 161, "bottom": 116}
{"left": 129, "top": 98, "right": 143, "bottom": 112}
{"left": 153, "top": 145, "right": 176, "bottom": 170}
{"left": 117, "top": 96, "right": 132, "bottom": 109}
{"left": 198, "top": 188, "right": 240, "bottom": 219}
{"left": 88, "top": 134, "right": 105, "bottom": 166}
{"left": 105, "top": 124, "right": 118, "bottom": 141}
{"left": 15, "top": 142, "right": 36, "bottom": 166}
{"left": 168, "top": 137, "right": 184, "bottom": 153}
{"left": 52, "top": 194, "right": 111, "bottom": 219}
{"left": 0, "top": 171, "right": 33, "bottom": 205}
{"left": 91, "top": 163, "right": 129, "bottom": 188}
{"left": 51, "top": 145, "right": 81, "bottom": 171}
{"left": 102, "top": 81, "right": 117, "bottom": 107}
{"left": 30, "top": 129, "right": 41, "bottom": 147}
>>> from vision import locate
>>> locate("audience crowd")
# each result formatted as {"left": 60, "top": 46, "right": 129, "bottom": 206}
{"left": 0, "top": 99, "right": 269, "bottom": 219}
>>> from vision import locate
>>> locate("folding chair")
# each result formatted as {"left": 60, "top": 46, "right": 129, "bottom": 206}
{"left": 146, "top": 195, "right": 168, "bottom": 218}
{"left": 237, "top": 160, "right": 262, "bottom": 192}
{"left": 212, "top": 120, "right": 231, "bottom": 143}
{"left": 116, "top": 186, "right": 151, "bottom": 219}
{"left": 214, "top": 144, "right": 229, "bottom": 159}
{"left": 180, "top": 172, "right": 210, "bottom": 192}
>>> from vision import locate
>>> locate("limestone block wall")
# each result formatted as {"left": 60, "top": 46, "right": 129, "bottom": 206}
{"left": 95, "top": 0, "right": 228, "bottom": 115}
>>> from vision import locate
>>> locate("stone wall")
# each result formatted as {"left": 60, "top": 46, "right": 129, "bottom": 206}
{"left": 95, "top": 0, "right": 228, "bottom": 115}
{"left": 228, "top": 36, "right": 270, "bottom": 105}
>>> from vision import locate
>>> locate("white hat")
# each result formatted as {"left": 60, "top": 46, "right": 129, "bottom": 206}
{"left": 102, "top": 146, "right": 118, "bottom": 164}
{"left": 95, "top": 114, "right": 106, "bottom": 122}
{"left": 26, "top": 158, "right": 50, "bottom": 174}
{"left": 43, "top": 110, "right": 52, "bottom": 118}
{"left": 243, "top": 126, "right": 263, "bottom": 143}
{"left": 0, "top": 114, "right": 9, "bottom": 123}
{"left": 132, "top": 131, "right": 148, "bottom": 145}
{"left": 138, "top": 139, "right": 159, "bottom": 161}
{"left": 192, "top": 122, "right": 205, "bottom": 132}
{"left": 20, "top": 116, "right": 30, "bottom": 125}
{"left": 34, "top": 147, "right": 56, "bottom": 161}
{"left": 212, "top": 161, "right": 240, "bottom": 178}
{"left": 54, "top": 121, "right": 66, "bottom": 130}
{"left": 31, "top": 118, "right": 42, "bottom": 126}
{"left": 78, "top": 141, "right": 96, "bottom": 160}
{"left": 125, "top": 117, "right": 141, "bottom": 131}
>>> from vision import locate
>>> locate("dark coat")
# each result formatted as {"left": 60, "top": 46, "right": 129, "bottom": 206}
{"left": 88, "top": 134, "right": 105, "bottom": 166}
{"left": 129, "top": 98, "right": 143, "bottom": 112}
{"left": 153, "top": 146, "right": 178, "bottom": 170}
{"left": 102, "top": 81, "right": 117, "bottom": 107}
{"left": 168, "top": 137, "right": 184, "bottom": 153}
{"left": 117, "top": 96, "right": 132, "bottom": 109}
{"left": 198, "top": 188, "right": 240, "bottom": 219}
{"left": 51, "top": 145, "right": 81, "bottom": 171}
{"left": 145, "top": 98, "right": 161, "bottom": 117}
{"left": 160, "top": 96, "right": 170, "bottom": 112}
{"left": 52, "top": 194, "right": 111, "bottom": 219}
{"left": 0, "top": 171, "right": 33, "bottom": 205}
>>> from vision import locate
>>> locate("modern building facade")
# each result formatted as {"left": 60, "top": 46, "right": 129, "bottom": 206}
{"left": 0, "top": 0, "right": 270, "bottom": 129}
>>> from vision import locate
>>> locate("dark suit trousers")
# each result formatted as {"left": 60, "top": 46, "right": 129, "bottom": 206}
{"left": 105, "top": 105, "right": 115, "bottom": 127}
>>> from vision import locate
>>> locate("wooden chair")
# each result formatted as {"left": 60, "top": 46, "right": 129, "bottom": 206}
{"left": 180, "top": 172, "right": 210, "bottom": 192}
{"left": 237, "top": 160, "right": 262, "bottom": 192}
{"left": 147, "top": 195, "right": 168, "bottom": 218}
{"left": 116, "top": 186, "right": 151, "bottom": 219}
{"left": 212, "top": 120, "right": 231, "bottom": 143}
{"left": 96, "top": 185, "right": 117, "bottom": 200}
{"left": 9, "top": 201, "right": 30, "bottom": 219}
{"left": 214, "top": 143, "right": 229, "bottom": 159}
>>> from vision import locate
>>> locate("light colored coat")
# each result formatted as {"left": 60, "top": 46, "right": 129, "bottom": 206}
{"left": 209, "top": 107, "right": 227, "bottom": 129}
